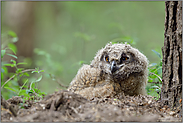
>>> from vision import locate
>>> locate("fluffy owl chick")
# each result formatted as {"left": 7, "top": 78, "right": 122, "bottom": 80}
{"left": 68, "top": 42, "right": 149, "bottom": 99}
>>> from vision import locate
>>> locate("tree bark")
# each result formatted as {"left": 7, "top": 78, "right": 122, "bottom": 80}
{"left": 161, "top": 1, "right": 182, "bottom": 111}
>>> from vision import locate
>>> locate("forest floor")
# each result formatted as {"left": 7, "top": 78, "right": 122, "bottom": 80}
{"left": 1, "top": 90, "right": 182, "bottom": 122}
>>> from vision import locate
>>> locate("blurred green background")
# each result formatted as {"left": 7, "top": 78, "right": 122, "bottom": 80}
{"left": 1, "top": 1, "right": 165, "bottom": 95}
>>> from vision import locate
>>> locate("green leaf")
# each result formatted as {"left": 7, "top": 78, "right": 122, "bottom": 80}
{"left": 36, "top": 89, "right": 46, "bottom": 95}
{"left": 160, "top": 61, "right": 162, "bottom": 66}
{"left": 23, "top": 72, "right": 30, "bottom": 77}
{"left": 31, "top": 83, "right": 36, "bottom": 88}
{"left": 31, "top": 71, "right": 37, "bottom": 73}
{"left": 10, "top": 59, "right": 16, "bottom": 64}
{"left": 18, "top": 90, "right": 26, "bottom": 95}
{"left": 7, "top": 54, "right": 17, "bottom": 59}
{"left": 152, "top": 50, "right": 161, "bottom": 58}
{"left": 23, "top": 85, "right": 28, "bottom": 88}
{"left": 3, "top": 63, "right": 15, "bottom": 67}
{"left": 40, "top": 70, "right": 44, "bottom": 72}
{"left": 33, "top": 88, "right": 39, "bottom": 92}
{"left": 1, "top": 49, "right": 6, "bottom": 58}
{"left": 8, "top": 43, "right": 17, "bottom": 54}
{"left": 19, "top": 73, "right": 23, "bottom": 77}
{"left": 31, "top": 70, "right": 39, "bottom": 74}
{"left": 17, "top": 68, "right": 24, "bottom": 71}
{"left": 17, "top": 62, "right": 27, "bottom": 65}
{"left": 8, "top": 31, "right": 17, "bottom": 37}
{"left": 4, "top": 87, "right": 18, "bottom": 93}
{"left": 31, "top": 68, "right": 44, "bottom": 74}
{"left": 18, "top": 90, "right": 30, "bottom": 97}
{"left": 148, "top": 79, "right": 153, "bottom": 82}
{"left": 35, "top": 75, "right": 42, "bottom": 82}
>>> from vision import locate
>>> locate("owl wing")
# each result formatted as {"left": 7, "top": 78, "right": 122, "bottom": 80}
{"left": 67, "top": 64, "right": 101, "bottom": 92}
{"left": 67, "top": 64, "right": 120, "bottom": 99}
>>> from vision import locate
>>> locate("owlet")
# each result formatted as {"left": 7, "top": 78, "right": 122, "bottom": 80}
{"left": 68, "top": 42, "right": 149, "bottom": 99}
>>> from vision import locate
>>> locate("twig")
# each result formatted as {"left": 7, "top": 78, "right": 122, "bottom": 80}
{"left": 55, "top": 79, "right": 69, "bottom": 88}
{"left": 70, "top": 107, "right": 79, "bottom": 114}
{"left": 149, "top": 72, "right": 162, "bottom": 82}
{"left": 30, "top": 87, "right": 39, "bottom": 97}
{"left": 66, "top": 110, "right": 74, "bottom": 119}
{"left": 1, "top": 69, "right": 40, "bottom": 89}
{"left": 48, "top": 74, "right": 68, "bottom": 88}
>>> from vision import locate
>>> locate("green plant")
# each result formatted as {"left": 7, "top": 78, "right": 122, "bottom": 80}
{"left": 1, "top": 31, "right": 46, "bottom": 100}
{"left": 34, "top": 48, "right": 69, "bottom": 91}
{"left": 34, "top": 48, "right": 63, "bottom": 76}
{"left": 147, "top": 50, "right": 162, "bottom": 99}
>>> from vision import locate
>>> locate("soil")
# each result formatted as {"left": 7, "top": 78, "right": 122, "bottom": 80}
{"left": 1, "top": 90, "right": 182, "bottom": 122}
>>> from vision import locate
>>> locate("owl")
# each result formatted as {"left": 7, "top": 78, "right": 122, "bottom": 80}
{"left": 67, "top": 42, "right": 149, "bottom": 99}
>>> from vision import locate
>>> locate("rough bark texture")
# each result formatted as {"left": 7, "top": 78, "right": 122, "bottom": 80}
{"left": 161, "top": 1, "right": 182, "bottom": 110}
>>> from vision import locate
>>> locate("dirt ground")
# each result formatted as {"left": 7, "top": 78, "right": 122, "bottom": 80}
{"left": 1, "top": 90, "right": 182, "bottom": 122}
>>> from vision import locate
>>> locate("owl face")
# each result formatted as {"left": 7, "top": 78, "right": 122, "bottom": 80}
{"left": 102, "top": 51, "right": 133, "bottom": 74}
{"left": 91, "top": 42, "right": 148, "bottom": 82}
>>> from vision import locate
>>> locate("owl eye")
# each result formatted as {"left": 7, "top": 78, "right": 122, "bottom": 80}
{"left": 105, "top": 56, "right": 109, "bottom": 62}
{"left": 120, "top": 55, "right": 129, "bottom": 64}
{"left": 122, "top": 57, "right": 129, "bottom": 61}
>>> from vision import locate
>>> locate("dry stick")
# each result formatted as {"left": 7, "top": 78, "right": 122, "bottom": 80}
{"left": 70, "top": 107, "right": 79, "bottom": 114}
{"left": 1, "top": 69, "right": 39, "bottom": 89}
{"left": 48, "top": 74, "right": 68, "bottom": 88}
{"left": 55, "top": 79, "right": 68, "bottom": 88}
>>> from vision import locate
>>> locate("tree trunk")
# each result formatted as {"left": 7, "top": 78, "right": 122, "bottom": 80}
{"left": 161, "top": 1, "right": 182, "bottom": 111}
{"left": 3, "top": 1, "right": 35, "bottom": 65}
{"left": 2, "top": 2, "right": 35, "bottom": 85}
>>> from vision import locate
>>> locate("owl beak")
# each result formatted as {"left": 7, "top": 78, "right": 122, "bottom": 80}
{"left": 111, "top": 60, "right": 118, "bottom": 73}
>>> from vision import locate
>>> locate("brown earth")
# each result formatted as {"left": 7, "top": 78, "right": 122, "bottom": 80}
{"left": 1, "top": 90, "right": 182, "bottom": 122}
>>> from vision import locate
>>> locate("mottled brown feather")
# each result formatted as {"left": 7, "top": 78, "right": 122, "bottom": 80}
{"left": 68, "top": 42, "right": 148, "bottom": 99}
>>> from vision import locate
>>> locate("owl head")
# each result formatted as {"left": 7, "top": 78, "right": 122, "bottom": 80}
{"left": 90, "top": 42, "right": 149, "bottom": 82}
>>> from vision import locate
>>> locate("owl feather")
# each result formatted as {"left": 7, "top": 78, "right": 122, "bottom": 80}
{"left": 68, "top": 42, "right": 149, "bottom": 99}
